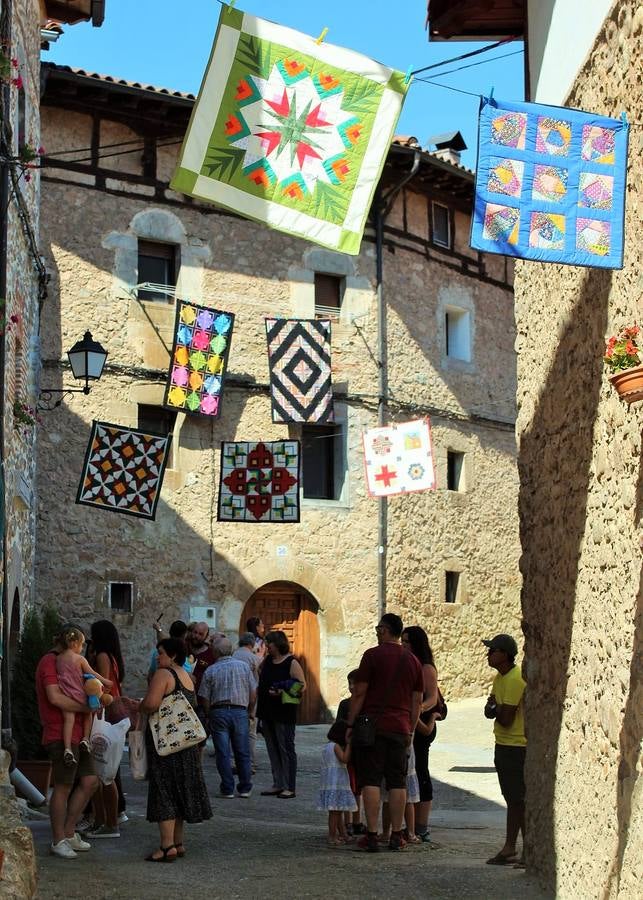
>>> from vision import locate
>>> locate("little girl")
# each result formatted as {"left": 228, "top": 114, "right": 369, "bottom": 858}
{"left": 317, "top": 720, "right": 357, "bottom": 846}
{"left": 56, "top": 625, "right": 112, "bottom": 765}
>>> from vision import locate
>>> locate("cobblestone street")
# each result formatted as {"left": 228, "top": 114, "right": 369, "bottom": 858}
{"left": 30, "top": 700, "right": 550, "bottom": 900}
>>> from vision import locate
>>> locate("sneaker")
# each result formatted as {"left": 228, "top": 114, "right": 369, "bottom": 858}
{"left": 67, "top": 833, "right": 91, "bottom": 852}
{"left": 63, "top": 749, "right": 77, "bottom": 767}
{"left": 117, "top": 812, "right": 129, "bottom": 825}
{"left": 237, "top": 790, "right": 252, "bottom": 798}
{"left": 218, "top": 793, "right": 234, "bottom": 799}
{"left": 50, "top": 839, "right": 77, "bottom": 860}
{"left": 354, "top": 834, "right": 379, "bottom": 853}
{"left": 389, "top": 831, "right": 407, "bottom": 852}
{"left": 87, "top": 825, "right": 120, "bottom": 839}
{"left": 76, "top": 817, "right": 94, "bottom": 833}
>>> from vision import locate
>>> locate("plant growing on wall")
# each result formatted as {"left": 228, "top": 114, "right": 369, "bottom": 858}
{"left": 10, "top": 606, "right": 62, "bottom": 760}
{"left": 13, "top": 399, "right": 41, "bottom": 433}
{"left": 0, "top": 47, "right": 22, "bottom": 88}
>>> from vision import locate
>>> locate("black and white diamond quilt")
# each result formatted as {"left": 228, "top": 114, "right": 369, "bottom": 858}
{"left": 265, "top": 318, "right": 334, "bottom": 423}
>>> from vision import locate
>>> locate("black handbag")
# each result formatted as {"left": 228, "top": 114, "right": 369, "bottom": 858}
{"left": 350, "top": 652, "right": 407, "bottom": 748}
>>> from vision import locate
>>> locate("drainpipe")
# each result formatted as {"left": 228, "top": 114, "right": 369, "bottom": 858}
{"left": 374, "top": 149, "right": 421, "bottom": 620}
{"left": 0, "top": 0, "right": 11, "bottom": 732}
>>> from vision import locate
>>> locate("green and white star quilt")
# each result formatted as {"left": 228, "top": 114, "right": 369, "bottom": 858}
{"left": 171, "top": 6, "right": 409, "bottom": 254}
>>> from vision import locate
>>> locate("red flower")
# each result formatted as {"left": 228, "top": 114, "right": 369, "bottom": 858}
{"left": 625, "top": 341, "right": 637, "bottom": 356}
{"left": 12, "top": 73, "right": 23, "bottom": 89}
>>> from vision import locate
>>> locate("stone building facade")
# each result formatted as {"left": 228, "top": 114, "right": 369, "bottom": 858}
{"left": 513, "top": 3, "right": 642, "bottom": 897}
{"left": 35, "top": 64, "right": 520, "bottom": 716}
{"left": 0, "top": 3, "right": 104, "bottom": 896}
{"left": 426, "top": 1, "right": 641, "bottom": 895}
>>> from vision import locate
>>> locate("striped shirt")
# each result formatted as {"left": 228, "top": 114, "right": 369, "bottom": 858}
{"left": 198, "top": 656, "right": 255, "bottom": 707}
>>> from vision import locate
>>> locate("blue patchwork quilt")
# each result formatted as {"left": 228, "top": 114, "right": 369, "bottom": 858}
{"left": 470, "top": 96, "right": 629, "bottom": 269}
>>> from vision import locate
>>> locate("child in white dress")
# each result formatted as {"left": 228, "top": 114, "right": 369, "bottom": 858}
{"left": 317, "top": 720, "right": 357, "bottom": 846}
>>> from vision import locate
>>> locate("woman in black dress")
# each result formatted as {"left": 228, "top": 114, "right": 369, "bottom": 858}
{"left": 401, "top": 626, "right": 439, "bottom": 843}
{"left": 140, "top": 637, "right": 212, "bottom": 861}
{"left": 257, "top": 630, "right": 306, "bottom": 799}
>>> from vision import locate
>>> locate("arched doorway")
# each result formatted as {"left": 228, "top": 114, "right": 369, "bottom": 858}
{"left": 240, "top": 581, "right": 322, "bottom": 724}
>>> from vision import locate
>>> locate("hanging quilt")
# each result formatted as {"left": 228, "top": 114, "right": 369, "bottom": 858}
{"left": 76, "top": 421, "right": 172, "bottom": 520}
{"left": 218, "top": 440, "right": 300, "bottom": 522}
{"left": 363, "top": 418, "right": 436, "bottom": 498}
{"left": 470, "top": 97, "right": 629, "bottom": 269}
{"left": 170, "top": 6, "right": 409, "bottom": 254}
{"left": 266, "top": 318, "right": 334, "bottom": 423}
{"left": 164, "top": 300, "right": 234, "bottom": 418}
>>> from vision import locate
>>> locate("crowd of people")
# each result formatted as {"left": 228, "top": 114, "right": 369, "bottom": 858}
{"left": 33, "top": 611, "right": 526, "bottom": 866}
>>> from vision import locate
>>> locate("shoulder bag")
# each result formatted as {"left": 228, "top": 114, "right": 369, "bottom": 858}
{"left": 148, "top": 670, "right": 206, "bottom": 757}
{"left": 351, "top": 652, "right": 408, "bottom": 748}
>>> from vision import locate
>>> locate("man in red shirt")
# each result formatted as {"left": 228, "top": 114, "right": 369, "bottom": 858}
{"left": 347, "top": 613, "right": 423, "bottom": 852}
{"left": 35, "top": 632, "right": 99, "bottom": 859}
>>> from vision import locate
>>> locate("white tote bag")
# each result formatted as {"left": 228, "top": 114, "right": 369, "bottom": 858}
{"left": 128, "top": 711, "right": 148, "bottom": 781}
{"left": 90, "top": 712, "right": 130, "bottom": 785}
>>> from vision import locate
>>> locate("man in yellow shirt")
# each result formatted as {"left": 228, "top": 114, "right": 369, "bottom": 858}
{"left": 483, "top": 633, "right": 526, "bottom": 866}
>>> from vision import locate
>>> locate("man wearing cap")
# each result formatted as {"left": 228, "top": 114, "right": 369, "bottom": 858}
{"left": 482, "top": 633, "right": 526, "bottom": 866}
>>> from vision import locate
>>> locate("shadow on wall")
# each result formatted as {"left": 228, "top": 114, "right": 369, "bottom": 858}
{"left": 518, "top": 266, "right": 612, "bottom": 888}
{"left": 604, "top": 459, "right": 642, "bottom": 898}
{"left": 33, "top": 241, "right": 258, "bottom": 691}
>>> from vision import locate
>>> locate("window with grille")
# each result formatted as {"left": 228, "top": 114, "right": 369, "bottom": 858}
{"left": 108, "top": 582, "right": 133, "bottom": 613}
{"left": 431, "top": 202, "right": 451, "bottom": 248}
{"left": 314, "top": 273, "right": 343, "bottom": 319}
{"left": 302, "top": 423, "right": 345, "bottom": 500}
{"left": 138, "top": 404, "right": 177, "bottom": 468}
{"left": 137, "top": 240, "right": 179, "bottom": 301}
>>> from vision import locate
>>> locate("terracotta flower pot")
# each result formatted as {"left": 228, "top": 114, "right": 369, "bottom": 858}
{"left": 608, "top": 364, "right": 643, "bottom": 404}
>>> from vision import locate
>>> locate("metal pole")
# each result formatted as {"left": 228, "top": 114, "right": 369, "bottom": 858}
{"left": 375, "top": 189, "right": 387, "bottom": 621}
{"left": 373, "top": 150, "right": 421, "bottom": 621}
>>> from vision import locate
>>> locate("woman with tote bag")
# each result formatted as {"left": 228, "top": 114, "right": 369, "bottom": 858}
{"left": 140, "top": 637, "right": 212, "bottom": 862}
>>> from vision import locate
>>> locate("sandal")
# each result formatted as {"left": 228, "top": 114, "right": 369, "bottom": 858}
{"left": 175, "top": 844, "right": 186, "bottom": 858}
{"left": 145, "top": 845, "right": 177, "bottom": 863}
{"left": 486, "top": 853, "right": 518, "bottom": 866}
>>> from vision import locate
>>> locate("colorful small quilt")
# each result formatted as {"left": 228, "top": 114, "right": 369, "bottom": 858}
{"left": 76, "top": 421, "right": 172, "bottom": 520}
{"left": 218, "top": 440, "right": 300, "bottom": 522}
{"left": 363, "top": 418, "right": 436, "bottom": 498}
{"left": 266, "top": 318, "right": 333, "bottom": 423}
{"left": 471, "top": 97, "right": 629, "bottom": 269}
{"left": 171, "top": 6, "right": 409, "bottom": 254}
{"left": 164, "top": 300, "right": 234, "bottom": 418}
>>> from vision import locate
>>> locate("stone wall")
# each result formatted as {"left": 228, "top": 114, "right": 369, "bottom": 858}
{"left": 36, "top": 99, "right": 521, "bottom": 711}
{"left": 515, "top": 2, "right": 642, "bottom": 897}
{"left": 1, "top": 1, "right": 43, "bottom": 896}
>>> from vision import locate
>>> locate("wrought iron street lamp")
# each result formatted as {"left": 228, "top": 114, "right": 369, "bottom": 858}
{"left": 39, "top": 331, "right": 108, "bottom": 410}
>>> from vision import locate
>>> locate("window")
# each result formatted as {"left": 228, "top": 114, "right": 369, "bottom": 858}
{"left": 138, "top": 404, "right": 177, "bottom": 467}
{"left": 314, "top": 273, "right": 343, "bottom": 319}
{"left": 447, "top": 451, "right": 465, "bottom": 492}
{"left": 431, "top": 202, "right": 451, "bottom": 248}
{"left": 302, "top": 424, "right": 345, "bottom": 500}
{"left": 108, "top": 582, "right": 133, "bottom": 613}
{"left": 445, "top": 307, "right": 471, "bottom": 362}
{"left": 445, "top": 571, "right": 460, "bottom": 604}
{"left": 137, "top": 240, "right": 179, "bottom": 301}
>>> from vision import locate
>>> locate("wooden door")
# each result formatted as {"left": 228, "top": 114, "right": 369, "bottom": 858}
{"left": 241, "top": 581, "right": 321, "bottom": 724}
